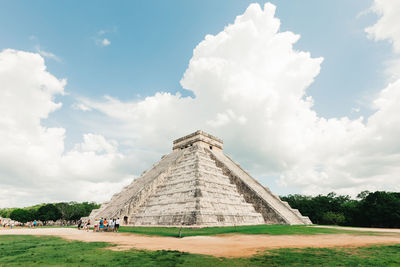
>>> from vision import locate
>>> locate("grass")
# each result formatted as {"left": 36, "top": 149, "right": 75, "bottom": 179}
{"left": 3, "top": 224, "right": 382, "bottom": 238}
{"left": 117, "top": 224, "right": 378, "bottom": 237}
{"left": 0, "top": 235, "right": 399, "bottom": 266}
{"left": 248, "top": 246, "right": 400, "bottom": 267}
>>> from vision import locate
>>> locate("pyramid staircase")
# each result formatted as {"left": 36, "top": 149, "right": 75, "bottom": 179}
{"left": 131, "top": 145, "right": 265, "bottom": 226}
{"left": 88, "top": 130, "right": 312, "bottom": 226}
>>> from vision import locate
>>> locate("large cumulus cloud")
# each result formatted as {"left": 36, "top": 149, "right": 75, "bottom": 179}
{"left": 80, "top": 3, "right": 400, "bottom": 196}
{"left": 0, "top": 49, "right": 132, "bottom": 207}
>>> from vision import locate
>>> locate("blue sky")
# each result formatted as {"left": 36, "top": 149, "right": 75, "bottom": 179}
{"left": 1, "top": 0, "right": 400, "bottom": 207}
{"left": 1, "top": 0, "right": 388, "bottom": 119}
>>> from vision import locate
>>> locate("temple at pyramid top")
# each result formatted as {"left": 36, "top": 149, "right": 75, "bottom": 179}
{"left": 173, "top": 130, "right": 223, "bottom": 151}
{"left": 87, "top": 130, "right": 312, "bottom": 226}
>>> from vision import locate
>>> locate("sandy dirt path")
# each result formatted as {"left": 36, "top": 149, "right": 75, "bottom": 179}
{"left": 312, "top": 225, "right": 400, "bottom": 233}
{"left": 1, "top": 228, "right": 400, "bottom": 257}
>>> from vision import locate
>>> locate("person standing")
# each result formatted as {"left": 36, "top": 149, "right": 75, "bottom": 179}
{"left": 112, "top": 219, "right": 116, "bottom": 232}
{"left": 104, "top": 218, "right": 108, "bottom": 232}
{"left": 93, "top": 220, "right": 99, "bottom": 232}
{"left": 86, "top": 219, "right": 91, "bottom": 232}
{"left": 99, "top": 218, "right": 104, "bottom": 232}
{"left": 109, "top": 219, "right": 114, "bottom": 232}
{"left": 115, "top": 218, "right": 120, "bottom": 232}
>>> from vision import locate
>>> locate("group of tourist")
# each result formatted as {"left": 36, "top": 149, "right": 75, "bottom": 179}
{"left": 1, "top": 216, "right": 123, "bottom": 232}
{"left": 95, "top": 218, "right": 120, "bottom": 232}
{"left": 0, "top": 218, "right": 9, "bottom": 228}
{"left": 77, "top": 218, "right": 120, "bottom": 232}
{"left": 0, "top": 218, "right": 39, "bottom": 228}
{"left": 77, "top": 219, "right": 91, "bottom": 231}
{"left": 26, "top": 220, "right": 39, "bottom": 228}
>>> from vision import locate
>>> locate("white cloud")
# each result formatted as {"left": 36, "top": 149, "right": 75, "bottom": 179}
{"left": 383, "top": 57, "right": 400, "bottom": 81}
{"left": 366, "top": 0, "right": 400, "bottom": 82}
{"left": 73, "top": 133, "right": 118, "bottom": 154}
{"left": 72, "top": 103, "right": 92, "bottom": 111}
{"left": 94, "top": 29, "right": 112, "bottom": 47}
{"left": 207, "top": 109, "right": 247, "bottom": 127}
{"left": 366, "top": 0, "right": 400, "bottom": 53}
{"left": 0, "top": 49, "right": 131, "bottom": 207}
{"left": 101, "top": 38, "right": 111, "bottom": 46}
{"left": 79, "top": 3, "right": 400, "bottom": 197}
{"left": 34, "top": 45, "right": 60, "bottom": 62}
{"left": 95, "top": 37, "right": 111, "bottom": 47}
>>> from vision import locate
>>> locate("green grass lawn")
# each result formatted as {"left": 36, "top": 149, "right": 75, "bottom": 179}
{"left": 0, "top": 235, "right": 399, "bottom": 266}
{"left": 117, "top": 224, "right": 377, "bottom": 237}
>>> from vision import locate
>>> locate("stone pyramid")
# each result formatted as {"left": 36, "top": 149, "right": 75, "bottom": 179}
{"left": 88, "top": 131, "right": 312, "bottom": 226}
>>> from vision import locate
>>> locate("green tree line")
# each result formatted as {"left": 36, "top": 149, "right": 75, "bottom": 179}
{"left": 281, "top": 191, "right": 400, "bottom": 228}
{"left": 2, "top": 191, "right": 399, "bottom": 227}
{"left": 0, "top": 202, "right": 100, "bottom": 224}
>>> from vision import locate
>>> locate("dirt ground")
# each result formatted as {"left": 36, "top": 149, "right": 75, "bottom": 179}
{"left": 1, "top": 227, "right": 400, "bottom": 257}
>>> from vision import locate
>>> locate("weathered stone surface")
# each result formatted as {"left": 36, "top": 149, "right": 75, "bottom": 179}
{"left": 88, "top": 131, "right": 312, "bottom": 226}
{"left": 89, "top": 149, "right": 186, "bottom": 221}
{"left": 209, "top": 150, "right": 312, "bottom": 225}
{"left": 130, "top": 146, "right": 264, "bottom": 226}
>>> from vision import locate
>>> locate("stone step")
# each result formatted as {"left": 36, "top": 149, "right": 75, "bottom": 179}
{"left": 177, "top": 154, "right": 215, "bottom": 164}
{"left": 166, "top": 169, "right": 228, "bottom": 182}
{"left": 157, "top": 177, "right": 236, "bottom": 190}
{"left": 150, "top": 185, "right": 244, "bottom": 198}
{"left": 133, "top": 212, "right": 264, "bottom": 218}
{"left": 174, "top": 156, "right": 222, "bottom": 169}
{"left": 169, "top": 165, "right": 224, "bottom": 176}
{"left": 131, "top": 213, "right": 265, "bottom": 226}
{"left": 197, "top": 169, "right": 228, "bottom": 179}
{"left": 166, "top": 170, "right": 198, "bottom": 178}
{"left": 145, "top": 198, "right": 250, "bottom": 209}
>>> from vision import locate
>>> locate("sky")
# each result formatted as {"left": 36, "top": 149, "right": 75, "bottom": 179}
{"left": 1, "top": 0, "right": 400, "bottom": 208}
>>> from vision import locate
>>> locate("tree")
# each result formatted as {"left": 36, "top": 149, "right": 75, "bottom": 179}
{"left": 358, "top": 191, "right": 400, "bottom": 228}
{"left": 68, "top": 203, "right": 87, "bottom": 221}
{"left": 356, "top": 190, "right": 370, "bottom": 200}
{"left": 281, "top": 192, "right": 351, "bottom": 225}
{"left": 37, "top": 204, "right": 62, "bottom": 224}
{"left": 54, "top": 202, "right": 100, "bottom": 222}
{"left": 0, "top": 208, "right": 13, "bottom": 218}
{"left": 340, "top": 199, "right": 360, "bottom": 226}
{"left": 282, "top": 191, "right": 400, "bottom": 228}
{"left": 55, "top": 202, "right": 73, "bottom": 221}
{"left": 321, "top": 212, "right": 345, "bottom": 225}
{"left": 2, "top": 201, "right": 100, "bottom": 225}
{"left": 9, "top": 209, "right": 33, "bottom": 223}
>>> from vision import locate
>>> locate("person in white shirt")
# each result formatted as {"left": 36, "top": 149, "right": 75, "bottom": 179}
{"left": 115, "top": 218, "right": 120, "bottom": 232}
{"left": 109, "top": 219, "right": 114, "bottom": 232}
